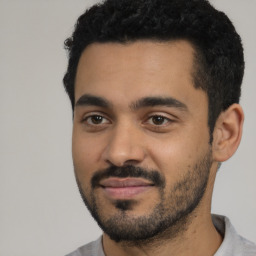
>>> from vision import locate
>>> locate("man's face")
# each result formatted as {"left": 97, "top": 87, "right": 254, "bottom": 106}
{"left": 72, "top": 40, "right": 213, "bottom": 242}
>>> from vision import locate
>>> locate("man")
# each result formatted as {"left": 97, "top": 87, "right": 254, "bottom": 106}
{"left": 63, "top": 0, "right": 256, "bottom": 255}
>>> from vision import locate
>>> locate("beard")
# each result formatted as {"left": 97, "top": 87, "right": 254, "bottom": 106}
{"left": 75, "top": 149, "right": 212, "bottom": 244}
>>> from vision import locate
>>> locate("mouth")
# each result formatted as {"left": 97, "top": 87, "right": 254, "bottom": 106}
{"left": 99, "top": 178, "right": 154, "bottom": 199}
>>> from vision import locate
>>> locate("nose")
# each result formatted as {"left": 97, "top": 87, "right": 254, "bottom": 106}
{"left": 102, "top": 122, "right": 146, "bottom": 167}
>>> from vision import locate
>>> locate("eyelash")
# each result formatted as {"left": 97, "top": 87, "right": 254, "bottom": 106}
{"left": 81, "top": 113, "right": 174, "bottom": 132}
{"left": 146, "top": 115, "right": 172, "bottom": 126}
{"left": 82, "top": 114, "right": 110, "bottom": 125}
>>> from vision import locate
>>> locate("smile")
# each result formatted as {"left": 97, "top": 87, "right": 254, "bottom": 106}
{"left": 99, "top": 178, "right": 154, "bottom": 199}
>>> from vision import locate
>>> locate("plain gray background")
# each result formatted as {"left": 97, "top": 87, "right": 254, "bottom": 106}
{"left": 0, "top": 0, "right": 255, "bottom": 255}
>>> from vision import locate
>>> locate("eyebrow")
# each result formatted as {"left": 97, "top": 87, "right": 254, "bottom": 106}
{"left": 75, "top": 94, "right": 187, "bottom": 111}
{"left": 130, "top": 96, "right": 188, "bottom": 111}
{"left": 75, "top": 94, "right": 111, "bottom": 108}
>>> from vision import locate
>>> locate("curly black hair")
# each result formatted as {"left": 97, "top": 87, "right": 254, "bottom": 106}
{"left": 63, "top": 0, "right": 244, "bottom": 138}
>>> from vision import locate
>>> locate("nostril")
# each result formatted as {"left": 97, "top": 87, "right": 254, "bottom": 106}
{"left": 102, "top": 132, "right": 146, "bottom": 167}
{"left": 105, "top": 158, "right": 142, "bottom": 168}
{"left": 123, "top": 160, "right": 141, "bottom": 166}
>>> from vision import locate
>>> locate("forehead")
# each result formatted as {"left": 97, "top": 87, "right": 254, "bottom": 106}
{"left": 74, "top": 40, "right": 207, "bottom": 111}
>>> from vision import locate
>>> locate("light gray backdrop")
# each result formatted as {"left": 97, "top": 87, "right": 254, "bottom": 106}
{"left": 0, "top": 0, "right": 255, "bottom": 255}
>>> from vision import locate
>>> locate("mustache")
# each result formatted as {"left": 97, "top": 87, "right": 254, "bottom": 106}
{"left": 91, "top": 165, "right": 165, "bottom": 188}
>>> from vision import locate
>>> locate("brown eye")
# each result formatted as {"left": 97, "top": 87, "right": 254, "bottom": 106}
{"left": 85, "top": 115, "right": 109, "bottom": 125}
{"left": 148, "top": 115, "right": 171, "bottom": 126}
{"left": 152, "top": 116, "right": 165, "bottom": 125}
{"left": 90, "top": 115, "right": 104, "bottom": 124}
{"left": 150, "top": 115, "right": 169, "bottom": 125}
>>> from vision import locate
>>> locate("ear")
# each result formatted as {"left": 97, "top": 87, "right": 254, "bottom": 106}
{"left": 212, "top": 104, "right": 244, "bottom": 162}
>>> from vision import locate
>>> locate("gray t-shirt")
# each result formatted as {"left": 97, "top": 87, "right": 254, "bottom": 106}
{"left": 66, "top": 215, "right": 256, "bottom": 256}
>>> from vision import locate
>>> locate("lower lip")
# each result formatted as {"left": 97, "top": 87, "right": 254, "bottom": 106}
{"left": 102, "top": 186, "right": 152, "bottom": 199}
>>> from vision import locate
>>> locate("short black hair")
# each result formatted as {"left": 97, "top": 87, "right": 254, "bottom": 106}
{"left": 63, "top": 0, "right": 244, "bottom": 139}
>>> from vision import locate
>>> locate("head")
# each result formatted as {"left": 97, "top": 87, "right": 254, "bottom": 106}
{"left": 64, "top": 0, "right": 244, "bottom": 244}
{"left": 64, "top": 0, "right": 244, "bottom": 138}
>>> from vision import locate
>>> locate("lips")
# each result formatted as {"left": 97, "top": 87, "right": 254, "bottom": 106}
{"left": 99, "top": 178, "right": 154, "bottom": 199}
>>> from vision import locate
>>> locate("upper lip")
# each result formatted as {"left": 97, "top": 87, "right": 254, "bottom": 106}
{"left": 100, "top": 178, "right": 154, "bottom": 188}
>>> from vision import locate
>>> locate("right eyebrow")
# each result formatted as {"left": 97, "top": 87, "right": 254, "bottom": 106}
{"left": 75, "top": 94, "right": 111, "bottom": 108}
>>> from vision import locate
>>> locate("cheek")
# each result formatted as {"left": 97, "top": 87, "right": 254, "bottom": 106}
{"left": 72, "top": 130, "right": 103, "bottom": 181}
{"left": 147, "top": 127, "right": 209, "bottom": 181}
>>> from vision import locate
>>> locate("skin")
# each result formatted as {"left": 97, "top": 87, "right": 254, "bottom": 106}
{"left": 72, "top": 40, "right": 244, "bottom": 256}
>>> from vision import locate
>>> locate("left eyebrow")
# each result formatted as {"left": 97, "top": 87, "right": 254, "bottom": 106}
{"left": 130, "top": 96, "right": 188, "bottom": 111}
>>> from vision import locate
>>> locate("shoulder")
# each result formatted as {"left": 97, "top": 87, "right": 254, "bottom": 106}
{"left": 65, "top": 237, "right": 104, "bottom": 256}
{"left": 237, "top": 235, "right": 256, "bottom": 256}
{"left": 212, "top": 214, "right": 256, "bottom": 256}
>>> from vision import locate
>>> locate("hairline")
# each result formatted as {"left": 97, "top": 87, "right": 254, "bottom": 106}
{"left": 74, "top": 38, "right": 208, "bottom": 101}
{"left": 73, "top": 38, "right": 213, "bottom": 132}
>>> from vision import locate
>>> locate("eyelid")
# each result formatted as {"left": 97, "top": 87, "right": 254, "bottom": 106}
{"left": 147, "top": 115, "right": 172, "bottom": 124}
{"left": 145, "top": 112, "right": 175, "bottom": 121}
{"left": 81, "top": 111, "right": 111, "bottom": 124}
{"left": 142, "top": 112, "right": 177, "bottom": 131}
